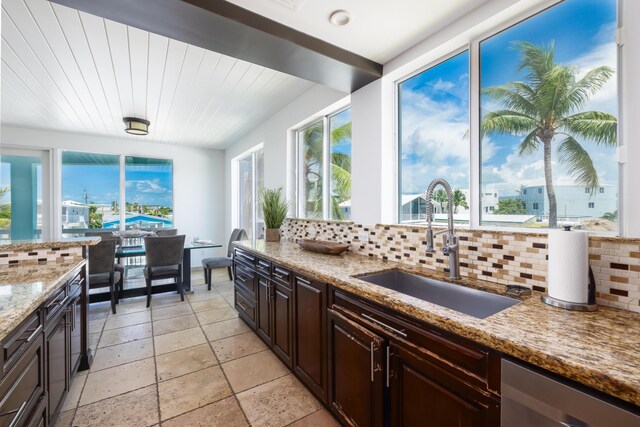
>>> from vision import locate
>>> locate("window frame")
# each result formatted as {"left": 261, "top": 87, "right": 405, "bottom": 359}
{"left": 295, "top": 105, "right": 352, "bottom": 220}
{"left": 394, "top": 0, "right": 621, "bottom": 234}
{"left": 231, "top": 143, "right": 264, "bottom": 240}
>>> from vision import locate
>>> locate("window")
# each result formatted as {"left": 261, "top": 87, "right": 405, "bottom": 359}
{"left": 480, "top": 0, "right": 617, "bottom": 230}
{"left": 599, "top": 187, "right": 605, "bottom": 194}
{"left": 398, "top": 51, "right": 469, "bottom": 224}
{"left": 533, "top": 202, "right": 539, "bottom": 210}
{"left": 61, "top": 152, "right": 174, "bottom": 235}
{"left": 0, "top": 153, "right": 43, "bottom": 240}
{"left": 124, "top": 157, "right": 173, "bottom": 230}
{"left": 62, "top": 152, "right": 119, "bottom": 234}
{"left": 235, "top": 146, "right": 264, "bottom": 240}
{"left": 297, "top": 108, "right": 352, "bottom": 220}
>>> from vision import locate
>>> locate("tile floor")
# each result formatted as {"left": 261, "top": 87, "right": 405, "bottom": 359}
{"left": 55, "top": 269, "right": 340, "bottom": 427}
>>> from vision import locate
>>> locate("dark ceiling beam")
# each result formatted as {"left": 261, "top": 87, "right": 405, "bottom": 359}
{"left": 48, "top": 0, "right": 382, "bottom": 93}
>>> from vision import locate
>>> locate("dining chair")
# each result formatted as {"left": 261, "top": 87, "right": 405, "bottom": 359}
{"left": 202, "top": 228, "right": 247, "bottom": 290}
{"left": 155, "top": 228, "right": 178, "bottom": 236}
{"left": 143, "top": 234, "right": 186, "bottom": 307}
{"left": 88, "top": 238, "right": 121, "bottom": 314}
{"left": 86, "top": 231, "right": 126, "bottom": 298}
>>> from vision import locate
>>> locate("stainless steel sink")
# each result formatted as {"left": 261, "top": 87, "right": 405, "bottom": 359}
{"left": 357, "top": 270, "right": 519, "bottom": 319}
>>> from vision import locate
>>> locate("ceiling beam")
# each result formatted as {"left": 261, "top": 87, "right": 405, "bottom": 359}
{"left": 48, "top": 0, "right": 382, "bottom": 93}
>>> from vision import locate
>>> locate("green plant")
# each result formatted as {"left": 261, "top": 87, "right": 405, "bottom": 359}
{"left": 89, "top": 205, "right": 103, "bottom": 229}
{"left": 601, "top": 210, "right": 618, "bottom": 221}
{"left": 452, "top": 189, "right": 468, "bottom": 214}
{"left": 260, "top": 187, "right": 289, "bottom": 229}
{"left": 481, "top": 41, "right": 616, "bottom": 228}
{"left": 494, "top": 199, "right": 527, "bottom": 215}
{"left": 433, "top": 189, "right": 448, "bottom": 213}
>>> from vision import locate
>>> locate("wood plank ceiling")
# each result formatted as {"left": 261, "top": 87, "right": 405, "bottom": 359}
{"left": 1, "top": 0, "right": 319, "bottom": 148}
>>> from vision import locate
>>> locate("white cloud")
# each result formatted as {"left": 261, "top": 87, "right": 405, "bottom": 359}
{"left": 431, "top": 78, "right": 455, "bottom": 92}
{"left": 133, "top": 179, "right": 168, "bottom": 194}
{"left": 567, "top": 40, "right": 617, "bottom": 115}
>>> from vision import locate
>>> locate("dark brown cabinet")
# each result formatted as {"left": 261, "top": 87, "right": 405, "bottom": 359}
{"left": 69, "top": 295, "right": 82, "bottom": 375}
{"left": 293, "top": 275, "right": 327, "bottom": 402}
{"left": 272, "top": 282, "right": 293, "bottom": 367}
{"left": 389, "top": 341, "right": 499, "bottom": 427}
{"left": 256, "top": 276, "right": 272, "bottom": 344}
{"left": 45, "top": 308, "right": 70, "bottom": 424}
{"left": 327, "top": 308, "right": 385, "bottom": 427}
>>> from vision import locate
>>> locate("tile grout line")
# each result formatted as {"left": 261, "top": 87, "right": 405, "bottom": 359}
{"left": 149, "top": 294, "right": 163, "bottom": 427}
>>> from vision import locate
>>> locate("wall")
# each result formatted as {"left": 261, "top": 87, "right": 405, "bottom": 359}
{"left": 281, "top": 218, "right": 640, "bottom": 314}
{"left": 223, "top": 85, "right": 346, "bottom": 239}
{"left": 1, "top": 125, "right": 226, "bottom": 265}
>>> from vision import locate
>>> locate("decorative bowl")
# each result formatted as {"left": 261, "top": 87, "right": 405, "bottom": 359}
{"left": 298, "top": 239, "right": 350, "bottom": 255}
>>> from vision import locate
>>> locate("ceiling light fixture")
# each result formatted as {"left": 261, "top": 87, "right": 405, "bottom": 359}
{"left": 329, "top": 10, "right": 350, "bottom": 26}
{"left": 123, "top": 117, "right": 150, "bottom": 136}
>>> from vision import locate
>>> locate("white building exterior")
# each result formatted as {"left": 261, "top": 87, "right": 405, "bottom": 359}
{"left": 520, "top": 185, "right": 617, "bottom": 221}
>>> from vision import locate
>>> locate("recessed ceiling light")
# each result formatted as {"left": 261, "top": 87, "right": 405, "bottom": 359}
{"left": 329, "top": 10, "right": 350, "bottom": 26}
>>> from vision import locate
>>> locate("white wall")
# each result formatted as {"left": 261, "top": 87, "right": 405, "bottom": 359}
{"left": 224, "top": 85, "right": 346, "bottom": 238}
{"left": 1, "top": 125, "right": 226, "bottom": 264}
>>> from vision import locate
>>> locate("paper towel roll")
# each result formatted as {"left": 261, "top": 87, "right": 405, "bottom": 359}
{"left": 548, "top": 229, "right": 589, "bottom": 303}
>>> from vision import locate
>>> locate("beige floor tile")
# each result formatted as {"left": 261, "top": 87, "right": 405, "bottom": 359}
{"left": 153, "top": 314, "right": 199, "bottom": 336}
{"left": 158, "top": 365, "right": 232, "bottom": 421}
{"left": 104, "top": 310, "right": 151, "bottom": 330}
{"left": 156, "top": 343, "right": 217, "bottom": 382}
{"left": 154, "top": 327, "right": 207, "bottom": 355}
{"left": 89, "top": 332, "right": 100, "bottom": 351}
{"left": 152, "top": 303, "right": 193, "bottom": 321}
{"left": 55, "top": 409, "right": 75, "bottom": 427}
{"left": 151, "top": 292, "right": 184, "bottom": 308}
{"left": 80, "top": 358, "right": 156, "bottom": 406}
{"left": 211, "top": 332, "right": 268, "bottom": 363}
{"left": 187, "top": 290, "right": 224, "bottom": 302}
{"left": 162, "top": 396, "right": 248, "bottom": 427}
{"left": 236, "top": 374, "right": 322, "bottom": 427}
{"left": 91, "top": 338, "right": 154, "bottom": 371}
{"left": 113, "top": 298, "right": 148, "bottom": 315}
{"left": 196, "top": 306, "right": 238, "bottom": 325}
{"left": 202, "top": 318, "right": 250, "bottom": 342}
{"left": 190, "top": 298, "right": 229, "bottom": 313}
{"left": 73, "top": 385, "right": 159, "bottom": 427}
{"left": 98, "top": 322, "right": 152, "bottom": 348}
{"left": 288, "top": 409, "right": 340, "bottom": 427}
{"left": 88, "top": 317, "right": 107, "bottom": 333}
{"left": 61, "top": 374, "right": 87, "bottom": 412}
{"left": 222, "top": 350, "right": 289, "bottom": 393}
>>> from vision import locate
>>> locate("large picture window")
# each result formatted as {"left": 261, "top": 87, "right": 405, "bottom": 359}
{"left": 398, "top": 51, "right": 470, "bottom": 224}
{"left": 234, "top": 146, "right": 264, "bottom": 240}
{"left": 124, "top": 157, "right": 174, "bottom": 229}
{"left": 297, "top": 107, "right": 352, "bottom": 220}
{"left": 398, "top": 0, "right": 618, "bottom": 231}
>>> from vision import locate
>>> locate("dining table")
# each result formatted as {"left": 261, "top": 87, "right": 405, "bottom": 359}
{"left": 115, "top": 242, "right": 222, "bottom": 292}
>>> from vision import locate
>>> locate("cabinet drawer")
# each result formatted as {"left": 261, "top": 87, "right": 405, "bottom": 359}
{"left": 331, "top": 289, "right": 494, "bottom": 391}
{"left": 1, "top": 311, "right": 42, "bottom": 377}
{"left": 272, "top": 264, "right": 292, "bottom": 289}
{"left": 0, "top": 337, "right": 44, "bottom": 427}
{"left": 67, "top": 274, "right": 84, "bottom": 299}
{"left": 234, "top": 249, "right": 256, "bottom": 270}
{"left": 256, "top": 258, "right": 271, "bottom": 278}
{"left": 25, "top": 394, "right": 46, "bottom": 427}
{"left": 43, "top": 286, "right": 68, "bottom": 323}
{"left": 234, "top": 287, "right": 256, "bottom": 329}
{"left": 234, "top": 264, "right": 257, "bottom": 297}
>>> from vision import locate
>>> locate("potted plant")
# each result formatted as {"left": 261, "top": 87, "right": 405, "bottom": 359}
{"left": 260, "top": 187, "right": 289, "bottom": 242}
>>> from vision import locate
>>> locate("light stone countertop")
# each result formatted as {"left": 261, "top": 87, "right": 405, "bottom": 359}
{"left": 0, "top": 260, "right": 85, "bottom": 342}
{"left": 236, "top": 239, "right": 640, "bottom": 408}
{"left": 0, "top": 237, "right": 100, "bottom": 252}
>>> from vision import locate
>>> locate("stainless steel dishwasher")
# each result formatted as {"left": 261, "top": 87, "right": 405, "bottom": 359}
{"left": 501, "top": 359, "right": 640, "bottom": 426}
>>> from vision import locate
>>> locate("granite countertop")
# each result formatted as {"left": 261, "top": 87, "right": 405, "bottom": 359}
{"left": 0, "top": 237, "right": 100, "bottom": 252}
{"left": 236, "top": 240, "right": 640, "bottom": 407}
{"left": 0, "top": 260, "right": 85, "bottom": 342}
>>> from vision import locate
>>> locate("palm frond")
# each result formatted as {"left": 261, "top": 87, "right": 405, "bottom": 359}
{"left": 517, "top": 129, "right": 541, "bottom": 156}
{"left": 564, "top": 66, "right": 614, "bottom": 112}
{"left": 481, "top": 85, "right": 537, "bottom": 117}
{"left": 535, "top": 64, "right": 575, "bottom": 120}
{"left": 331, "top": 163, "right": 351, "bottom": 203}
{"left": 331, "top": 122, "right": 352, "bottom": 145}
{"left": 331, "top": 152, "right": 351, "bottom": 173}
{"left": 561, "top": 111, "right": 617, "bottom": 146}
{"left": 513, "top": 40, "right": 555, "bottom": 86}
{"left": 556, "top": 135, "right": 599, "bottom": 190}
{"left": 481, "top": 110, "right": 538, "bottom": 135}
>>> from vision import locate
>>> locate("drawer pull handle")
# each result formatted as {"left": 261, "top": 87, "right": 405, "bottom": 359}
{"left": 273, "top": 267, "right": 289, "bottom": 277}
{"left": 1, "top": 401, "right": 27, "bottom": 427}
{"left": 361, "top": 313, "right": 408, "bottom": 338}
{"left": 15, "top": 326, "right": 40, "bottom": 344}
{"left": 296, "top": 277, "right": 310, "bottom": 286}
{"left": 386, "top": 346, "right": 390, "bottom": 387}
{"left": 370, "top": 342, "right": 374, "bottom": 382}
{"left": 237, "top": 301, "right": 249, "bottom": 311}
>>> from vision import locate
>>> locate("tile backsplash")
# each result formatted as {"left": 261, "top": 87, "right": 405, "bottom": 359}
{"left": 281, "top": 218, "right": 640, "bottom": 314}
{"left": 0, "top": 246, "right": 84, "bottom": 266}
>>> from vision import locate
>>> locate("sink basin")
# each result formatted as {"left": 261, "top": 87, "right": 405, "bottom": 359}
{"left": 357, "top": 270, "right": 519, "bottom": 319}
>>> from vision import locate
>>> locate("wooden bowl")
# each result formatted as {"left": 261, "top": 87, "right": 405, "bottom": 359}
{"left": 298, "top": 239, "right": 350, "bottom": 255}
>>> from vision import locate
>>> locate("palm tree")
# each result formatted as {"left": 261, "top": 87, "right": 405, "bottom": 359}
{"left": 481, "top": 41, "right": 616, "bottom": 228}
{"left": 303, "top": 121, "right": 352, "bottom": 219}
{"left": 0, "top": 186, "right": 11, "bottom": 230}
{"left": 601, "top": 210, "right": 618, "bottom": 221}
{"left": 433, "top": 189, "right": 448, "bottom": 214}
{"left": 452, "top": 189, "right": 468, "bottom": 214}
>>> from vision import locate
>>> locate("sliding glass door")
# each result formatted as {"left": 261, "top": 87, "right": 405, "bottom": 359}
{"left": 237, "top": 147, "right": 264, "bottom": 240}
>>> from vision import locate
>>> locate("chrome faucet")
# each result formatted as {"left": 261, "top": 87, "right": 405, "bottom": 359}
{"left": 424, "top": 178, "right": 461, "bottom": 280}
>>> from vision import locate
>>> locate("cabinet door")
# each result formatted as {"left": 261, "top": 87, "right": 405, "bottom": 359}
{"left": 293, "top": 276, "right": 327, "bottom": 402}
{"left": 46, "top": 310, "right": 69, "bottom": 423}
{"left": 327, "top": 308, "right": 385, "bottom": 427}
{"left": 256, "top": 276, "right": 272, "bottom": 345}
{"left": 70, "top": 296, "right": 82, "bottom": 375}
{"left": 389, "top": 341, "right": 499, "bottom": 427}
{"left": 272, "top": 282, "right": 292, "bottom": 368}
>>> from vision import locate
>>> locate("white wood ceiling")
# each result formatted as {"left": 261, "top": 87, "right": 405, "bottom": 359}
{"left": 0, "top": 0, "right": 318, "bottom": 148}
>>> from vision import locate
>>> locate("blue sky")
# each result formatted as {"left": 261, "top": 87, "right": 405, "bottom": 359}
{"left": 62, "top": 161, "right": 173, "bottom": 207}
{"left": 400, "top": 0, "right": 618, "bottom": 197}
